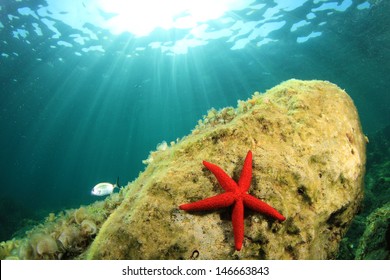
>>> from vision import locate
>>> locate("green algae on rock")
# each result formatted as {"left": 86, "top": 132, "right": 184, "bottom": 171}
{"left": 86, "top": 79, "right": 366, "bottom": 260}
{"left": 355, "top": 202, "right": 390, "bottom": 259}
{"left": 0, "top": 190, "right": 125, "bottom": 260}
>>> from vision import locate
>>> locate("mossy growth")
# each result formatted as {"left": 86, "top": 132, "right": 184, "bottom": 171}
{"left": 355, "top": 202, "right": 390, "bottom": 259}
{"left": 0, "top": 187, "right": 127, "bottom": 260}
{"left": 191, "top": 92, "right": 265, "bottom": 135}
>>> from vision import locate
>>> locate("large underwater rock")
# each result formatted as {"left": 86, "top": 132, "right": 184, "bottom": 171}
{"left": 87, "top": 79, "right": 366, "bottom": 259}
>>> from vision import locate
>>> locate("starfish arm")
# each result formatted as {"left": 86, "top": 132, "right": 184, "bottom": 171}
{"left": 179, "top": 192, "right": 235, "bottom": 211}
{"left": 203, "top": 160, "right": 238, "bottom": 192}
{"left": 243, "top": 193, "right": 286, "bottom": 221}
{"left": 238, "top": 150, "right": 253, "bottom": 192}
{"left": 232, "top": 199, "right": 244, "bottom": 251}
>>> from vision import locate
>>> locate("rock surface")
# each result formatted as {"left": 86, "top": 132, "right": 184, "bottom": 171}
{"left": 338, "top": 124, "right": 390, "bottom": 259}
{"left": 86, "top": 79, "right": 366, "bottom": 259}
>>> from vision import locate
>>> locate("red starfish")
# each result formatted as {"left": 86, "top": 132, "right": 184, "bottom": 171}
{"left": 179, "top": 150, "right": 285, "bottom": 251}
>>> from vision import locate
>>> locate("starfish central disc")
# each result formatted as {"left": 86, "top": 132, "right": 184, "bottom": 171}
{"left": 179, "top": 150, "right": 285, "bottom": 251}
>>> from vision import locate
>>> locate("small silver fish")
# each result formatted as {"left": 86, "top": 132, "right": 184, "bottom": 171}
{"left": 91, "top": 177, "right": 119, "bottom": 196}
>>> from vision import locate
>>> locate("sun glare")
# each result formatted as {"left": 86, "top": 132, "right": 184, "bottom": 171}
{"left": 8, "top": 0, "right": 343, "bottom": 55}
{"left": 97, "top": 0, "right": 237, "bottom": 36}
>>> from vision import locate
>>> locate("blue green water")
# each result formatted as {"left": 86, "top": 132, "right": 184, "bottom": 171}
{"left": 0, "top": 0, "right": 389, "bottom": 242}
